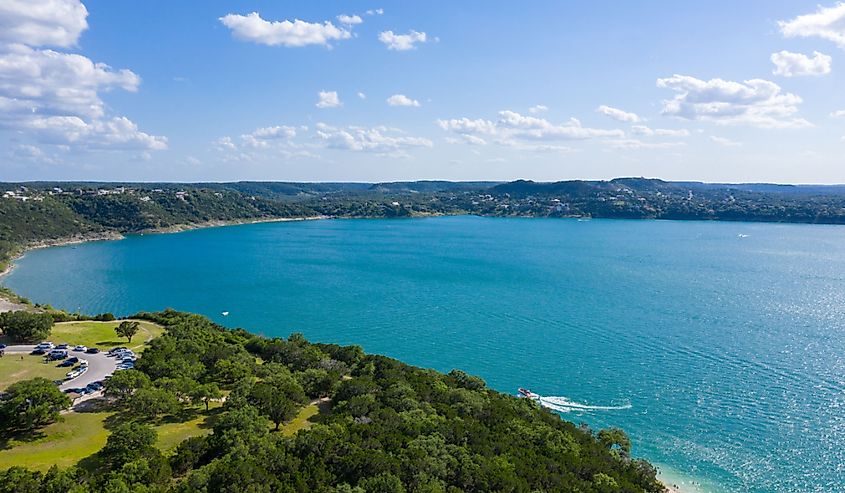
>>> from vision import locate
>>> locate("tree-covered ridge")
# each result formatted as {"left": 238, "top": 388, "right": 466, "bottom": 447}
{"left": 0, "top": 310, "right": 664, "bottom": 492}
{"left": 8, "top": 177, "right": 845, "bottom": 272}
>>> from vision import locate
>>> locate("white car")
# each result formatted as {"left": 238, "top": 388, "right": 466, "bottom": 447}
{"left": 36, "top": 342, "right": 55, "bottom": 350}
{"left": 73, "top": 345, "right": 87, "bottom": 352}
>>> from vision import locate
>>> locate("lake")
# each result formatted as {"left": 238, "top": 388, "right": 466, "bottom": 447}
{"left": 5, "top": 216, "right": 845, "bottom": 493}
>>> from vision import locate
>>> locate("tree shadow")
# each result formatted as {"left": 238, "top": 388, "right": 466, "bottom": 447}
{"left": 95, "top": 340, "right": 128, "bottom": 348}
{"left": 0, "top": 427, "right": 48, "bottom": 451}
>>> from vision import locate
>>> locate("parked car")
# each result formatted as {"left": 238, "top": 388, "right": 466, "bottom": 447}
{"left": 107, "top": 347, "right": 128, "bottom": 356}
{"left": 56, "top": 343, "right": 69, "bottom": 349}
{"left": 31, "top": 348, "right": 47, "bottom": 355}
{"left": 35, "top": 342, "right": 54, "bottom": 350}
{"left": 0, "top": 343, "right": 7, "bottom": 350}
{"left": 58, "top": 357, "right": 79, "bottom": 367}
{"left": 73, "top": 345, "right": 87, "bottom": 352}
{"left": 47, "top": 350, "right": 68, "bottom": 361}
{"left": 64, "top": 388, "right": 85, "bottom": 394}
{"left": 85, "top": 347, "right": 100, "bottom": 354}
{"left": 86, "top": 382, "right": 103, "bottom": 391}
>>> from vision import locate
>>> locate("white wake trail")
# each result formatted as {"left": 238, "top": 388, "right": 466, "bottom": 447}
{"left": 538, "top": 395, "right": 632, "bottom": 413}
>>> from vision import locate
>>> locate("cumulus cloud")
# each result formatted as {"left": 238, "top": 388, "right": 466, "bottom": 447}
{"left": 0, "top": 0, "right": 165, "bottom": 152}
{"left": 596, "top": 105, "right": 640, "bottom": 123}
{"left": 0, "top": 0, "right": 88, "bottom": 48}
{"left": 779, "top": 3, "right": 845, "bottom": 47}
{"left": 316, "top": 90, "right": 342, "bottom": 108}
{"left": 241, "top": 125, "right": 296, "bottom": 148}
{"left": 366, "top": 8, "right": 384, "bottom": 16}
{"left": 631, "top": 125, "right": 689, "bottom": 137}
{"left": 378, "top": 30, "right": 427, "bottom": 50}
{"left": 357, "top": 92, "right": 366, "bottom": 99}
{"left": 219, "top": 12, "right": 351, "bottom": 47}
{"left": 315, "top": 123, "right": 432, "bottom": 154}
{"left": 386, "top": 94, "right": 420, "bottom": 107}
{"left": 437, "top": 110, "right": 623, "bottom": 150}
{"left": 830, "top": 109, "right": 845, "bottom": 117}
{"left": 656, "top": 74, "right": 811, "bottom": 128}
{"left": 528, "top": 105, "right": 548, "bottom": 114}
{"left": 710, "top": 136, "right": 742, "bottom": 147}
{"left": 771, "top": 50, "right": 832, "bottom": 77}
{"left": 336, "top": 14, "right": 363, "bottom": 25}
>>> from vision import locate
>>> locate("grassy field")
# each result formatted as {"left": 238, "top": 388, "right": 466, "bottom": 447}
{"left": 0, "top": 353, "right": 68, "bottom": 390}
{"left": 280, "top": 399, "right": 330, "bottom": 436}
{"left": 0, "top": 406, "right": 219, "bottom": 471}
{"left": 0, "top": 412, "right": 111, "bottom": 471}
{"left": 50, "top": 320, "right": 163, "bottom": 352}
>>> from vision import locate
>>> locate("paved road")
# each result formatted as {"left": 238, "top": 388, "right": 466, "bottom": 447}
{"left": 3, "top": 345, "right": 118, "bottom": 391}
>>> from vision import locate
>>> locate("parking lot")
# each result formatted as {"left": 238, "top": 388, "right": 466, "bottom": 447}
{"left": 3, "top": 345, "right": 122, "bottom": 393}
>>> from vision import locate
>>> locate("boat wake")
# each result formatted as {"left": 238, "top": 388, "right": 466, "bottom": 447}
{"left": 537, "top": 395, "right": 632, "bottom": 413}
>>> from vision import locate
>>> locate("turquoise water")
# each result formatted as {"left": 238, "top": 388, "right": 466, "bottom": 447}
{"left": 5, "top": 216, "right": 845, "bottom": 492}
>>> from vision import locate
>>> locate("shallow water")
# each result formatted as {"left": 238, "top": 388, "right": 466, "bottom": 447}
{"left": 6, "top": 216, "right": 845, "bottom": 492}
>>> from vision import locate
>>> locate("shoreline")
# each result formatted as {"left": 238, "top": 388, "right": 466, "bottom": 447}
{"left": 0, "top": 215, "right": 329, "bottom": 281}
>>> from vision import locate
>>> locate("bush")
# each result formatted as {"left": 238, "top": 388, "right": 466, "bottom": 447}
{"left": 0, "top": 311, "right": 53, "bottom": 343}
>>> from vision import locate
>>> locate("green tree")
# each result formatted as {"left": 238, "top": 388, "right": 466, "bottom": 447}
{"left": 128, "top": 387, "right": 180, "bottom": 420}
{"left": 0, "top": 378, "right": 71, "bottom": 432}
{"left": 598, "top": 427, "right": 632, "bottom": 457}
{"left": 190, "top": 383, "right": 222, "bottom": 411}
{"left": 0, "top": 311, "right": 53, "bottom": 343}
{"left": 115, "top": 320, "right": 140, "bottom": 343}
{"left": 100, "top": 422, "right": 159, "bottom": 469}
{"left": 249, "top": 375, "right": 307, "bottom": 431}
{"left": 104, "top": 369, "right": 151, "bottom": 403}
{"left": 297, "top": 368, "right": 336, "bottom": 398}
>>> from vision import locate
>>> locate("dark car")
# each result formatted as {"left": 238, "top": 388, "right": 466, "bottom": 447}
{"left": 56, "top": 343, "right": 69, "bottom": 349}
{"left": 58, "top": 357, "right": 79, "bottom": 367}
{"left": 0, "top": 343, "right": 6, "bottom": 349}
{"left": 86, "top": 382, "right": 103, "bottom": 391}
{"left": 31, "top": 348, "right": 47, "bottom": 355}
{"left": 85, "top": 347, "right": 100, "bottom": 354}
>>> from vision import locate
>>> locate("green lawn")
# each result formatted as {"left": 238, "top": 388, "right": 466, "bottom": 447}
{"left": 0, "top": 404, "right": 219, "bottom": 471}
{"left": 0, "top": 353, "right": 68, "bottom": 391}
{"left": 0, "top": 412, "right": 111, "bottom": 471}
{"left": 50, "top": 320, "right": 163, "bottom": 352}
{"left": 279, "top": 399, "right": 330, "bottom": 436}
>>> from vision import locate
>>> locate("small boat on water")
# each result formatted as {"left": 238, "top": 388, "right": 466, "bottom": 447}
{"left": 518, "top": 388, "right": 541, "bottom": 399}
{"left": 221, "top": 311, "right": 229, "bottom": 316}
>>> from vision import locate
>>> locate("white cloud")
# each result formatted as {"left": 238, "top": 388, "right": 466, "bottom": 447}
{"left": 596, "top": 105, "right": 640, "bottom": 123}
{"left": 378, "top": 30, "right": 427, "bottom": 51}
{"left": 219, "top": 12, "right": 351, "bottom": 47}
{"left": 23, "top": 115, "right": 167, "bottom": 150}
{"left": 779, "top": 3, "right": 845, "bottom": 47}
{"left": 771, "top": 50, "right": 832, "bottom": 77}
{"left": 316, "top": 90, "right": 342, "bottom": 108}
{"left": 656, "top": 74, "right": 811, "bottom": 128}
{"left": 0, "top": 43, "right": 140, "bottom": 120}
{"left": 437, "top": 110, "right": 623, "bottom": 148}
{"left": 357, "top": 91, "right": 366, "bottom": 99}
{"left": 710, "top": 136, "right": 742, "bottom": 147}
{"left": 213, "top": 136, "right": 237, "bottom": 152}
{"left": 0, "top": 1, "right": 165, "bottom": 152}
{"left": 608, "top": 138, "right": 685, "bottom": 150}
{"left": 241, "top": 125, "right": 296, "bottom": 148}
{"left": 336, "top": 14, "right": 363, "bottom": 25}
{"left": 315, "top": 123, "right": 432, "bottom": 154}
{"left": 0, "top": 0, "right": 88, "bottom": 48}
{"left": 366, "top": 9, "right": 384, "bottom": 16}
{"left": 386, "top": 94, "right": 420, "bottom": 107}
{"left": 528, "top": 105, "right": 548, "bottom": 114}
{"left": 631, "top": 125, "right": 689, "bottom": 137}
{"left": 831, "top": 109, "right": 845, "bottom": 117}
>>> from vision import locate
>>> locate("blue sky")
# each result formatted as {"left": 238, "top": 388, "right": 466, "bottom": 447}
{"left": 1, "top": 1, "right": 845, "bottom": 183}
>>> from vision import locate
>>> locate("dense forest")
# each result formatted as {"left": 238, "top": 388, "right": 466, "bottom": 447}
{"left": 5, "top": 178, "right": 845, "bottom": 270}
{"left": 0, "top": 310, "right": 664, "bottom": 492}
